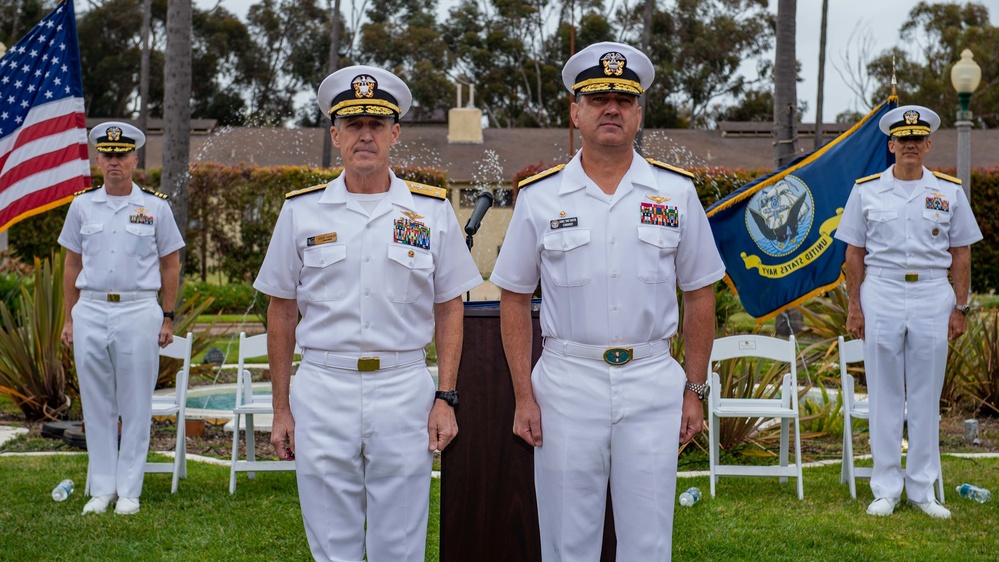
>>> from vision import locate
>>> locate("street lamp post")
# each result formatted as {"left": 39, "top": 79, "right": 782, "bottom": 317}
{"left": 950, "top": 48, "right": 982, "bottom": 202}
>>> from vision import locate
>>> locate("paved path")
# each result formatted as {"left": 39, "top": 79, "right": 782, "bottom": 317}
{"left": 0, "top": 425, "right": 28, "bottom": 447}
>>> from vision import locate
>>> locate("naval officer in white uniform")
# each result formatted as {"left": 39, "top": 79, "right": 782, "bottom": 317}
{"left": 254, "top": 66, "right": 481, "bottom": 562}
{"left": 491, "top": 42, "right": 725, "bottom": 561}
{"left": 59, "top": 121, "right": 185, "bottom": 516}
{"left": 836, "top": 105, "right": 982, "bottom": 519}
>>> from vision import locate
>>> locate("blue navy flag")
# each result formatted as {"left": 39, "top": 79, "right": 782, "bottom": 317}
{"left": 706, "top": 98, "right": 897, "bottom": 320}
{"left": 0, "top": 0, "right": 89, "bottom": 233}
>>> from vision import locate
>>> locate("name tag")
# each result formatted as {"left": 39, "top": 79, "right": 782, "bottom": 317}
{"left": 550, "top": 217, "right": 578, "bottom": 229}
{"left": 307, "top": 232, "right": 337, "bottom": 246}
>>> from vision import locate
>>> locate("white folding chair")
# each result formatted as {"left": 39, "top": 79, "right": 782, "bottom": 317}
{"left": 838, "top": 336, "right": 945, "bottom": 502}
{"left": 84, "top": 332, "right": 193, "bottom": 496}
{"left": 708, "top": 334, "right": 804, "bottom": 499}
{"left": 229, "top": 332, "right": 297, "bottom": 493}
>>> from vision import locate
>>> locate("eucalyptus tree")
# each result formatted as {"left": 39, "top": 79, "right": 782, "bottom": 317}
{"left": 773, "top": 0, "right": 796, "bottom": 167}
{"left": 163, "top": 0, "right": 192, "bottom": 261}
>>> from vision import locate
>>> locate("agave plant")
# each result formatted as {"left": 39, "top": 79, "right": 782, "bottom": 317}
{"left": 0, "top": 253, "right": 71, "bottom": 420}
{"left": 946, "top": 301, "right": 999, "bottom": 417}
{"left": 156, "top": 287, "right": 225, "bottom": 388}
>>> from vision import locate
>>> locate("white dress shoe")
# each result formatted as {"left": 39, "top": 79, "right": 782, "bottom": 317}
{"left": 866, "top": 497, "right": 900, "bottom": 516}
{"left": 114, "top": 497, "right": 140, "bottom": 515}
{"left": 82, "top": 494, "right": 117, "bottom": 515}
{"left": 909, "top": 499, "right": 951, "bottom": 519}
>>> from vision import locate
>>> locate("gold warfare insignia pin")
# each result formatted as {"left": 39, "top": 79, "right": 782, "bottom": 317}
{"left": 600, "top": 52, "right": 626, "bottom": 76}
{"left": 352, "top": 75, "right": 377, "bottom": 99}
{"left": 402, "top": 210, "right": 424, "bottom": 220}
{"left": 106, "top": 126, "right": 122, "bottom": 141}
{"left": 307, "top": 232, "right": 337, "bottom": 246}
{"left": 904, "top": 110, "right": 920, "bottom": 125}
{"left": 932, "top": 227, "right": 940, "bottom": 236}
{"left": 647, "top": 195, "right": 670, "bottom": 204}
{"left": 134, "top": 207, "right": 148, "bottom": 214}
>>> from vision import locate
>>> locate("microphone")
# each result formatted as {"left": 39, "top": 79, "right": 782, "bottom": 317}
{"left": 464, "top": 190, "right": 494, "bottom": 236}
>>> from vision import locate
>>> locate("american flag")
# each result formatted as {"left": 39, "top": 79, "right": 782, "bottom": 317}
{"left": 0, "top": 0, "right": 89, "bottom": 234}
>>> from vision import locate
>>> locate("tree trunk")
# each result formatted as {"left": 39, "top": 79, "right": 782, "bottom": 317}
{"left": 814, "top": 0, "right": 828, "bottom": 151}
{"left": 138, "top": 0, "right": 152, "bottom": 169}
{"left": 773, "top": 0, "right": 798, "bottom": 168}
{"left": 636, "top": 0, "right": 655, "bottom": 152}
{"left": 321, "top": 0, "right": 342, "bottom": 168}
{"left": 163, "top": 0, "right": 192, "bottom": 274}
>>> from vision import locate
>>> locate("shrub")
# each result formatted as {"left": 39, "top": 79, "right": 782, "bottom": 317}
{"left": 182, "top": 281, "right": 261, "bottom": 314}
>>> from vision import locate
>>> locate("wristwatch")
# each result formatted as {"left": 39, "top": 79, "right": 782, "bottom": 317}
{"left": 955, "top": 304, "right": 971, "bottom": 315}
{"left": 163, "top": 311, "right": 175, "bottom": 320}
{"left": 435, "top": 390, "right": 459, "bottom": 407}
{"left": 684, "top": 380, "right": 709, "bottom": 401}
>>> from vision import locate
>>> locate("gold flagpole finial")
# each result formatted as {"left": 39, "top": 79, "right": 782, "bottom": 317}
{"left": 891, "top": 55, "right": 898, "bottom": 97}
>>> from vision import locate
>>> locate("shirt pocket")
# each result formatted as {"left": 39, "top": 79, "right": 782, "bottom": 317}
{"left": 302, "top": 244, "right": 348, "bottom": 301}
{"left": 636, "top": 225, "right": 680, "bottom": 283}
{"left": 80, "top": 223, "right": 104, "bottom": 255}
{"left": 541, "top": 229, "right": 591, "bottom": 287}
{"left": 124, "top": 224, "right": 156, "bottom": 257}
{"left": 386, "top": 244, "right": 434, "bottom": 303}
{"left": 866, "top": 209, "right": 899, "bottom": 245}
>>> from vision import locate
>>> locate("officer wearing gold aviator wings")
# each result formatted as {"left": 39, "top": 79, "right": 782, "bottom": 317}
{"left": 253, "top": 66, "right": 481, "bottom": 562}
{"left": 491, "top": 42, "right": 725, "bottom": 561}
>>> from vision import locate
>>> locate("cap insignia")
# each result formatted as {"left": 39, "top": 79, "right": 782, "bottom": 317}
{"left": 600, "top": 52, "right": 626, "bottom": 77}
{"left": 352, "top": 75, "right": 377, "bottom": 99}
{"left": 903, "top": 110, "right": 920, "bottom": 125}
{"left": 106, "top": 126, "right": 122, "bottom": 141}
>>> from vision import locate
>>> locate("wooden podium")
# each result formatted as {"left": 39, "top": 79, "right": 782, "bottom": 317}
{"left": 440, "top": 301, "right": 616, "bottom": 561}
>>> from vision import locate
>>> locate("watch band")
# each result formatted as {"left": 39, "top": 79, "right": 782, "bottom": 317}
{"left": 435, "top": 390, "right": 459, "bottom": 407}
{"left": 163, "top": 311, "right": 175, "bottom": 320}
{"left": 955, "top": 304, "right": 970, "bottom": 315}
{"left": 684, "top": 380, "right": 709, "bottom": 401}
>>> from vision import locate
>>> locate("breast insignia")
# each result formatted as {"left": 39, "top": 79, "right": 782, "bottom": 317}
{"left": 518, "top": 164, "right": 566, "bottom": 189}
{"left": 285, "top": 183, "right": 328, "bottom": 199}
{"left": 855, "top": 173, "right": 881, "bottom": 185}
{"left": 646, "top": 158, "right": 695, "bottom": 179}
{"left": 931, "top": 171, "right": 962, "bottom": 185}
{"left": 406, "top": 181, "right": 447, "bottom": 200}
{"left": 140, "top": 186, "right": 169, "bottom": 199}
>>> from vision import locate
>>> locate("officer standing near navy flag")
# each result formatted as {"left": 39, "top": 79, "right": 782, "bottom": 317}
{"left": 254, "top": 65, "right": 481, "bottom": 562}
{"left": 491, "top": 42, "right": 725, "bottom": 561}
{"left": 59, "top": 121, "right": 184, "bottom": 516}
{"left": 836, "top": 105, "right": 983, "bottom": 519}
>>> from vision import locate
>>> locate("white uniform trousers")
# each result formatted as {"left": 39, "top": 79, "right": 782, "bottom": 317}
{"left": 291, "top": 357, "right": 435, "bottom": 562}
{"left": 861, "top": 275, "right": 953, "bottom": 503}
{"left": 73, "top": 297, "right": 161, "bottom": 498}
{"left": 533, "top": 347, "right": 684, "bottom": 562}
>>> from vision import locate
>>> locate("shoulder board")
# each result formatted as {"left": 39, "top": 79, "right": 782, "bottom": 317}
{"left": 518, "top": 164, "right": 566, "bottom": 189}
{"left": 932, "top": 171, "right": 962, "bottom": 185}
{"left": 73, "top": 186, "right": 101, "bottom": 196}
{"left": 285, "top": 183, "right": 327, "bottom": 199}
{"left": 140, "top": 187, "right": 169, "bottom": 200}
{"left": 646, "top": 158, "right": 695, "bottom": 179}
{"left": 407, "top": 181, "right": 447, "bottom": 200}
{"left": 855, "top": 173, "right": 881, "bottom": 185}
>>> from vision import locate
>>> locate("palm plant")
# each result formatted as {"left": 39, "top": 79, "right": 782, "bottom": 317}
{"left": 0, "top": 253, "right": 71, "bottom": 420}
{"left": 946, "top": 302, "right": 999, "bottom": 416}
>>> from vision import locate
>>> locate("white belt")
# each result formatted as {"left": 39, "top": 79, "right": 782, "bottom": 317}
{"left": 543, "top": 337, "right": 671, "bottom": 366}
{"left": 80, "top": 290, "right": 158, "bottom": 302}
{"left": 866, "top": 268, "right": 948, "bottom": 282}
{"left": 301, "top": 348, "right": 426, "bottom": 372}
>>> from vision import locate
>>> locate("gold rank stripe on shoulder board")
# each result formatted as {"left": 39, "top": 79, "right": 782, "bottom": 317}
{"left": 855, "top": 173, "right": 881, "bottom": 185}
{"left": 73, "top": 186, "right": 101, "bottom": 196}
{"left": 646, "top": 158, "right": 695, "bottom": 179}
{"left": 285, "top": 183, "right": 327, "bottom": 199}
{"left": 518, "top": 164, "right": 566, "bottom": 189}
{"left": 932, "top": 171, "right": 962, "bottom": 185}
{"left": 140, "top": 186, "right": 169, "bottom": 199}
{"left": 406, "top": 181, "right": 447, "bottom": 200}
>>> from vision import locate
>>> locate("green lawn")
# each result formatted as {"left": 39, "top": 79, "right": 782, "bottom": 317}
{"left": 1, "top": 452, "right": 996, "bottom": 561}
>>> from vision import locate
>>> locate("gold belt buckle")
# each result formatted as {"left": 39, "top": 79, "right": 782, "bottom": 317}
{"left": 603, "top": 347, "right": 633, "bottom": 366}
{"left": 107, "top": 293, "right": 121, "bottom": 302}
{"left": 904, "top": 273, "right": 918, "bottom": 282}
{"left": 357, "top": 357, "right": 380, "bottom": 371}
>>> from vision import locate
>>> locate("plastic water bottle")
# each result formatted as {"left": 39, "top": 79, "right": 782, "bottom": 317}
{"left": 51, "top": 479, "right": 75, "bottom": 502}
{"left": 956, "top": 483, "right": 992, "bottom": 503}
{"left": 678, "top": 486, "right": 701, "bottom": 507}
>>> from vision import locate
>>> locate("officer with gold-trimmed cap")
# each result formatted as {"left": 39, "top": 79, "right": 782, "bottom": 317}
{"left": 59, "top": 120, "right": 184, "bottom": 516}
{"left": 836, "top": 103, "right": 981, "bottom": 520}
{"left": 255, "top": 65, "right": 481, "bottom": 562}
{"left": 493, "top": 41, "right": 724, "bottom": 560}
{"left": 88, "top": 121, "right": 146, "bottom": 153}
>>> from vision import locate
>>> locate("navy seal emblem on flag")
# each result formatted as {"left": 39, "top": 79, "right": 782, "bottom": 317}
{"left": 745, "top": 176, "right": 814, "bottom": 257}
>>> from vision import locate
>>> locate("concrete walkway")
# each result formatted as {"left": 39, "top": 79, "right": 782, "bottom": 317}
{"left": 0, "top": 425, "right": 28, "bottom": 447}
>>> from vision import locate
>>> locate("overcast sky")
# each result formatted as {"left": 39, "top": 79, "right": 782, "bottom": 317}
{"left": 197, "top": 0, "right": 999, "bottom": 123}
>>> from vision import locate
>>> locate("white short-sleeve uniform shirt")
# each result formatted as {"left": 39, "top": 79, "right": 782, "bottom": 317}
{"left": 254, "top": 171, "right": 482, "bottom": 352}
{"left": 491, "top": 150, "right": 725, "bottom": 346}
{"left": 836, "top": 165, "right": 982, "bottom": 267}
{"left": 57, "top": 183, "right": 186, "bottom": 291}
